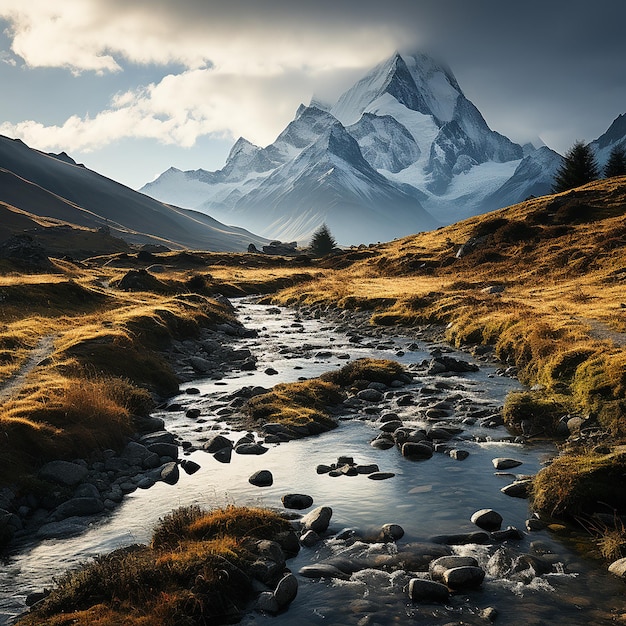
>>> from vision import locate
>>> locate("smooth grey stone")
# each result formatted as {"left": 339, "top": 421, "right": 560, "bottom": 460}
{"left": 249, "top": 470, "right": 273, "bottom": 487}
{"left": 407, "top": 578, "right": 449, "bottom": 602}
{"left": 160, "top": 462, "right": 179, "bottom": 485}
{"left": 274, "top": 573, "right": 298, "bottom": 607}
{"left": 471, "top": 508, "right": 503, "bottom": 531}
{"left": 367, "top": 472, "right": 395, "bottom": 480}
{"left": 501, "top": 479, "right": 532, "bottom": 498}
{"left": 299, "top": 564, "right": 351, "bottom": 580}
{"left": 301, "top": 506, "right": 332, "bottom": 533}
{"left": 300, "top": 530, "right": 321, "bottom": 547}
{"left": 443, "top": 566, "right": 485, "bottom": 589}
{"left": 38, "top": 461, "right": 88, "bottom": 487}
{"left": 429, "top": 555, "right": 479, "bottom": 581}
{"left": 402, "top": 442, "right": 433, "bottom": 460}
{"left": 202, "top": 434, "right": 233, "bottom": 453}
{"left": 492, "top": 457, "right": 523, "bottom": 470}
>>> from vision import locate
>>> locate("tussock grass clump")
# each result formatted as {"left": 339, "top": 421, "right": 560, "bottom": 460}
{"left": 152, "top": 504, "right": 292, "bottom": 550}
{"left": 246, "top": 359, "right": 409, "bottom": 437}
{"left": 320, "top": 357, "right": 406, "bottom": 387}
{"left": 503, "top": 390, "right": 575, "bottom": 436}
{"left": 0, "top": 376, "right": 150, "bottom": 476}
{"left": 532, "top": 448, "right": 626, "bottom": 518}
{"left": 16, "top": 505, "right": 291, "bottom": 626}
{"left": 246, "top": 379, "right": 342, "bottom": 435}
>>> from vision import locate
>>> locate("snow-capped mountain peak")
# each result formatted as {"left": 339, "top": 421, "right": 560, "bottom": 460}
{"left": 141, "top": 50, "right": 564, "bottom": 244}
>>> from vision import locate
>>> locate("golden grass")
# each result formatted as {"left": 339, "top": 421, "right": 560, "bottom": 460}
{"left": 245, "top": 358, "right": 407, "bottom": 437}
{"left": 0, "top": 256, "right": 250, "bottom": 487}
{"left": 532, "top": 447, "right": 626, "bottom": 518}
{"left": 16, "top": 505, "right": 292, "bottom": 626}
{"left": 246, "top": 379, "right": 342, "bottom": 435}
{"left": 271, "top": 179, "right": 626, "bottom": 439}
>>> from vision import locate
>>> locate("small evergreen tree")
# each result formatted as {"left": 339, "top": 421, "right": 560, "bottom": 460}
{"left": 604, "top": 145, "right": 626, "bottom": 178}
{"left": 552, "top": 141, "right": 600, "bottom": 193}
{"left": 309, "top": 223, "right": 336, "bottom": 257}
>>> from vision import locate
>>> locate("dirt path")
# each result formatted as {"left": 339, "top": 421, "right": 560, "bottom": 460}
{"left": 582, "top": 318, "right": 626, "bottom": 347}
{"left": 0, "top": 335, "right": 56, "bottom": 403}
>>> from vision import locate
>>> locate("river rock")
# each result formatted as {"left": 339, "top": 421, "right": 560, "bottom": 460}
{"left": 249, "top": 470, "right": 273, "bottom": 487}
{"left": 609, "top": 557, "right": 626, "bottom": 579}
{"left": 402, "top": 442, "right": 434, "bottom": 460}
{"left": 180, "top": 459, "right": 201, "bottom": 475}
{"left": 492, "top": 457, "right": 523, "bottom": 470}
{"left": 501, "top": 479, "right": 532, "bottom": 498}
{"left": 235, "top": 442, "right": 268, "bottom": 455}
{"left": 147, "top": 442, "right": 179, "bottom": 459}
{"left": 73, "top": 483, "right": 101, "bottom": 500}
{"left": 300, "top": 529, "right": 321, "bottom": 547}
{"left": 368, "top": 472, "right": 395, "bottom": 480}
{"left": 371, "top": 435, "right": 395, "bottom": 450}
{"left": 449, "top": 449, "right": 469, "bottom": 460}
{"left": 471, "top": 509, "right": 503, "bottom": 531}
{"left": 282, "top": 494, "right": 313, "bottom": 509}
{"left": 429, "top": 555, "right": 479, "bottom": 581}
{"left": 443, "top": 566, "right": 485, "bottom": 589}
{"left": 301, "top": 506, "right": 332, "bottom": 533}
{"left": 378, "top": 523, "right": 404, "bottom": 542}
{"left": 51, "top": 497, "right": 104, "bottom": 521}
{"left": 299, "top": 564, "right": 351, "bottom": 580}
{"left": 160, "top": 462, "right": 179, "bottom": 485}
{"left": 38, "top": 461, "right": 88, "bottom": 487}
{"left": 203, "top": 435, "right": 233, "bottom": 453}
{"left": 356, "top": 464, "right": 379, "bottom": 474}
{"left": 257, "top": 591, "right": 279, "bottom": 614}
{"left": 121, "top": 441, "right": 152, "bottom": 464}
{"left": 274, "top": 573, "right": 298, "bottom": 607}
{"left": 357, "top": 389, "right": 384, "bottom": 402}
{"left": 379, "top": 420, "right": 403, "bottom": 432}
{"left": 213, "top": 447, "right": 232, "bottom": 463}
{"left": 430, "top": 531, "right": 490, "bottom": 545}
{"left": 407, "top": 578, "right": 449, "bottom": 602}
{"left": 36, "top": 518, "right": 90, "bottom": 539}
{"left": 490, "top": 526, "right": 524, "bottom": 542}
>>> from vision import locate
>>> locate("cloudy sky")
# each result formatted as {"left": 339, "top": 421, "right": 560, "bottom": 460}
{"left": 0, "top": 0, "right": 624, "bottom": 189}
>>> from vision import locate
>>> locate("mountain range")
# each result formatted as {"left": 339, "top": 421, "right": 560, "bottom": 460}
{"left": 136, "top": 52, "right": 544, "bottom": 244}
{"left": 0, "top": 134, "right": 269, "bottom": 252}
{"left": 1, "top": 51, "right": 625, "bottom": 252}
{"left": 141, "top": 51, "right": 626, "bottom": 245}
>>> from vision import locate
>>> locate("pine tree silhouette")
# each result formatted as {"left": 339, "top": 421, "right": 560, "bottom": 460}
{"left": 552, "top": 141, "right": 599, "bottom": 193}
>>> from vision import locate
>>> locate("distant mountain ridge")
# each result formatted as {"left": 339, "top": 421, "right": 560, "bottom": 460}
{"left": 141, "top": 51, "right": 567, "bottom": 244}
{"left": 0, "top": 135, "right": 268, "bottom": 252}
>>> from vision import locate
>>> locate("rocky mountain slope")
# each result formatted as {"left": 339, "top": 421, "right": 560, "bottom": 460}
{"left": 0, "top": 135, "right": 268, "bottom": 252}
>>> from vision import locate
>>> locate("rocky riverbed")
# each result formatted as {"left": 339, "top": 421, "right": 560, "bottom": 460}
{"left": 2, "top": 297, "right": 626, "bottom": 624}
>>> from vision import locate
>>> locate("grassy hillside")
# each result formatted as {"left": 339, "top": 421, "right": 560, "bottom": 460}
{"left": 271, "top": 177, "right": 626, "bottom": 518}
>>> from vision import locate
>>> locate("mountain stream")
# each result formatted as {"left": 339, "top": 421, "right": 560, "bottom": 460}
{"left": 1, "top": 298, "right": 625, "bottom": 624}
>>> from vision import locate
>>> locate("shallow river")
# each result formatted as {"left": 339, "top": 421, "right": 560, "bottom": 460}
{"left": 1, "top": 299, "right": 625, "bottom": 624}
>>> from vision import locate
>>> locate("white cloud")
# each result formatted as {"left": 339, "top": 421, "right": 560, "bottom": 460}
{"left": 0, "top": 0, "right": 402, "bottom": 151}
{"left": 0, "top": 0, "right": 399, "bottom": 74}
{"left": 0, "top": 66, "right": 346, "bottom": 152}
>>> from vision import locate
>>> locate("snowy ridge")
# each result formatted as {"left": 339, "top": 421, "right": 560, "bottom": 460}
{"left": 141, "top": 51, "right": 567, "bottom": 245}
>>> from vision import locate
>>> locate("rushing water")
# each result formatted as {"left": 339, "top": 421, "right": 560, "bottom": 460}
{"left": 1, "top": 299, "right": 625, "bottom": 624}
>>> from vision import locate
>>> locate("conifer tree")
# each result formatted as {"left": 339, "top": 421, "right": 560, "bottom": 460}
{"left": 604, "top": 145, "right": 626, "bottom": 178}
{"left": 552, "top": 141, "right": 599, "bottom": 193}
{"left": 309, "top": 223, "right": 336, "bottom": 257}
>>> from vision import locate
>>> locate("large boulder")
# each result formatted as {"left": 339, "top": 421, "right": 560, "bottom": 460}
{"left": 39, "top": 461, "right": 88, "bottom": 487}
